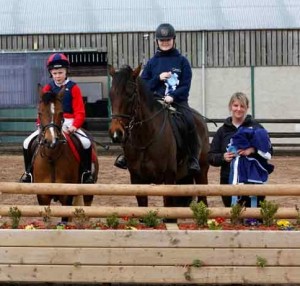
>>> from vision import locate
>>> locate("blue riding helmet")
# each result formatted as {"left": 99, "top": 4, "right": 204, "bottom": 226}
{"left": 47, "top": 53, "right": 70, "bottom": 71}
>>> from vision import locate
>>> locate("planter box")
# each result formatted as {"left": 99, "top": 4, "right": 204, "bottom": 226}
{"left": 0, "top": 229, "right": 299, "bottom": 284}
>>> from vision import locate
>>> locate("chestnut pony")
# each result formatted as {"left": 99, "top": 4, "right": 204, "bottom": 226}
{"left": 109, "top": 64, "right": 209, "bottom": 210}
{"left": 32, "top": 85, "right": 99, "bottom": 221}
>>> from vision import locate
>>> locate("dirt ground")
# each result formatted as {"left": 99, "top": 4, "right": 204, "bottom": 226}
{"left": 0, "top": 155, "right": 299, "bottom": 209}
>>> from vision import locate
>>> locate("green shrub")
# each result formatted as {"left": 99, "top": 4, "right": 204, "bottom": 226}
{"left": 230, "top": 203, "right": 246, "bottom": 225}
{"left": 106, "top": 213, "right": 120, "bottom": 229}
{"left": 260, "top": 200, "right": 278, "bottom": 227}
{"left": 8, "top": 206, "right": 22, "bottom": 229}
{"left": 190, "top": 200, "right": 210, "bottom": 227}
{"left": 142, "top": 210, "right": 160, "bottom": 228}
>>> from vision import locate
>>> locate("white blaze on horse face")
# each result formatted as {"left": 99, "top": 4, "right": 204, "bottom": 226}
{"left": 113, "top": 131, "right": 118, "bottom": 140}
{"left": 49, "top": 103, "right": 56, "bottom": 144}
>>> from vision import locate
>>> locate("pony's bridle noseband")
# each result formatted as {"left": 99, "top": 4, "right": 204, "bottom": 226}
{"left": 38, "top": 99, "right": 66, "bottom": 152}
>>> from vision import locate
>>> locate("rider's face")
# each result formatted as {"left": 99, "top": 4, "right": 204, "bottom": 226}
{"left": 50, "top": 68, "right": 67, "bottom": 85}
{"left": 158, "top": 39, "right": 174, "bottom": 51}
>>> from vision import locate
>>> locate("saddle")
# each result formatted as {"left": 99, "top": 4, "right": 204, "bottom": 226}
{"left": 65, "top": 131, "right": 97, "bottom": 164}
{"left": 29, "top": 131, "right": 96, "bottom": 167}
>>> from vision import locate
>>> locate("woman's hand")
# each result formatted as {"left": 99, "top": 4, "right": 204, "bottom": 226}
{"left": 223, "top": 151, "right": 236, "bottom": 162}
{"left": 237, "top": 147, "right": 255, "bottom": 156}
{"left": 159, "top": 72, "right": 171, "bottom": 81}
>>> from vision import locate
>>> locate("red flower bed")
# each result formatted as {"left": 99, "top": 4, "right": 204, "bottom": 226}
{"left": 178, "top": 222, "right": 280, "bottom": 231}
{"left": 0, "top": 221, "right": 167, "bottom": 230}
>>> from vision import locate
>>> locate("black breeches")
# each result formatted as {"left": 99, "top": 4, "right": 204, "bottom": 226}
{"left": 175, "top": 102, "right": 195, "bottom": 132}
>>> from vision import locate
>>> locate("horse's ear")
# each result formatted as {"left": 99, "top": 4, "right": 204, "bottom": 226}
{"left": 37, "top": 83, "right": 43, "bottom": 99}
{"left": 108, "top": 64, "right": 115, "bottom": 77}
{"left": 133, "top": 63, "right": 142, "bottom": 79}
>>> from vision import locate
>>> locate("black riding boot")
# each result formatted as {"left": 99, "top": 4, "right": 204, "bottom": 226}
{"left": 187, "top": 130, "right": 201, "bottom": 175}
{"left": 81, "top": 147, "right": 94, "bottom": 184}
{"left": 20, "top": 148, "right": 32, "bottom": 183}
{"left": 114, "top": 154, "right": 127, "bottom": 169}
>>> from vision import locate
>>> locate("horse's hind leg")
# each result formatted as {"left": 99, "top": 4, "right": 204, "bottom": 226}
{"left": 136, "top": 195, "right": 148, "bottom": 207}
{"left": 83, "top": 195, "right": 94, "bottom": 206}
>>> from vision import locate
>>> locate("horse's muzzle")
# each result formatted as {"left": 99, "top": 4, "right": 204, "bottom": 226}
{"left": 42, "top": 138, "right": 58, "bottom": 149}
{"left": 109, "top": 119, "right": 126, "bottom": 143}
{"left": 109, "top": 130, "right": 124, "bottom": 143}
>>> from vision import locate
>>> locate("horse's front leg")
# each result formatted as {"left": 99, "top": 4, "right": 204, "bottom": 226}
{"left": 162, "top": 170, "right": 178, "bottom": 223}
{"left": 130, "top": 174, "right": 148, "bottom": 207}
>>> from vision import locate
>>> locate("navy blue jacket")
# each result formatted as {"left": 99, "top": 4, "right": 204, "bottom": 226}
{"left": 208, "top": 115, "right": 272, "bottom": 184}
{"left": 49, "top": 80, "right": 76, "bottom": 114}
{"left": 141, "top": 48, "right": 192, "bottom": 102}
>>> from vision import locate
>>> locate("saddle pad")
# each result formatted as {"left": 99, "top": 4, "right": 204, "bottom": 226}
{"left": 63, "top": 132, "right": 80, "bottom": 162}
{"left": 63, "top": 132, "right": 97, "bottom": 163}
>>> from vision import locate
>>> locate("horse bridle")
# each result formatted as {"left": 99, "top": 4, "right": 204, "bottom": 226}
{"left": 38, "top": 101, "right": 66, "bottom": 158}
{"left": 111, "top": 77, "right": 168, "bottom": 150}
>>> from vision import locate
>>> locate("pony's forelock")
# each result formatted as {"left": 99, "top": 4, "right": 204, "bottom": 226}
{"left": 42, "top": 91, "right": 54, "bottom": 104}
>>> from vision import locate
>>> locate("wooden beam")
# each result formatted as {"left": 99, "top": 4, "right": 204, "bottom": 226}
{"left": 0, "top": 205, "right": 298, "bottom": 219}
{"left": 1, "top": 182, "right": 300, "bottom": 196}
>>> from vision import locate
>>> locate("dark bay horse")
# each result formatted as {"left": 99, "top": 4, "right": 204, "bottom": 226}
{"left": 109, "top": 64, "right": 209, "bottom": 209}
{"left": 32, "top": 85, "right": 99, "bottom": 220}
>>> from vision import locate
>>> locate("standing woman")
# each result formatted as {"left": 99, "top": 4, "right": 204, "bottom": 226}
{"left": 208, "top": 92, "right": 274, "bottom": 207}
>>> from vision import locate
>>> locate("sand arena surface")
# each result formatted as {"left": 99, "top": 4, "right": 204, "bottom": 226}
{"left": 0, "top": 155, "right": 299, "bottom": 209}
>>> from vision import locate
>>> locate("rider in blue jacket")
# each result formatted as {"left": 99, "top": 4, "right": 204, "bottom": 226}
{"left": 114, "top": 23, "right": 200, "bottom": 175}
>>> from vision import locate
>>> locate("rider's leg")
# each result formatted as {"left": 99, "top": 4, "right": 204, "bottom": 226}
{"left": 114, "top": 153, "right": 127, "bottom": 169}
{"left": 20, "top": 130, "right": 39, "bottom": 183}
{"left": 80, "top": 146, "right": 94, "bottom": 184}
{"left": 181, "top": 104, "right": 201, "bottom": 175}
{"left": 75, "top": 129, "right": 94, "bottom": 184}
{"left": 187, "top": 128, "right": 201, "bottom": 174}
{"left": 20, "top": 148, "right": 33, "bottom": 183}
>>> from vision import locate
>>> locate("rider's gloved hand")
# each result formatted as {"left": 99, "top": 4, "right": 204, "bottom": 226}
{"left": 164, "top": 95, "right": 174, "bottom": 104}
{"left": 67, "top": 125, "right": 77, "bottom": 134}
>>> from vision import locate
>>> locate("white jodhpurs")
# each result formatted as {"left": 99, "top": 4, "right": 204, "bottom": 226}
{"left": 23, "top": 118, "right": 91, "bottom": 150}
{"left": 63, "top": 118, "right": 91, "bottom": 149}
{"left": 23, "top": 129, "right": 39, "bottom": 149}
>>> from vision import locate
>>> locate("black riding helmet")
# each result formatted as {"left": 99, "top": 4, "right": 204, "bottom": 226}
{"left": 155, "top": 23, "right": 176, "bottom": 40}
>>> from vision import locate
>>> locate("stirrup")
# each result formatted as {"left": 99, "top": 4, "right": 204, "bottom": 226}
{"left": 81, "top": 171, "right": 94, "bottom": 184}
{"left": 188, "top": 159, "right": 201, "bottom": 175}
{"left": 20, "top": 172, "right": 32, "bottom": 183}
{"left": 114, "top": 154, "right": 127, "bottom": 170}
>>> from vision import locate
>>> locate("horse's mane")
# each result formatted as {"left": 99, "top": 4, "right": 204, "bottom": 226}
{"left": 117, "top": 65, "right": 157, "bottom": 111}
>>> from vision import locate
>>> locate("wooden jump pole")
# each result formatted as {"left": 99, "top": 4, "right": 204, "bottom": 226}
{"left": 1, "top": 182, "right": 300, "bottom": 196}
{"left": 0, "top": 205, "right": 298, "bottom": 219}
